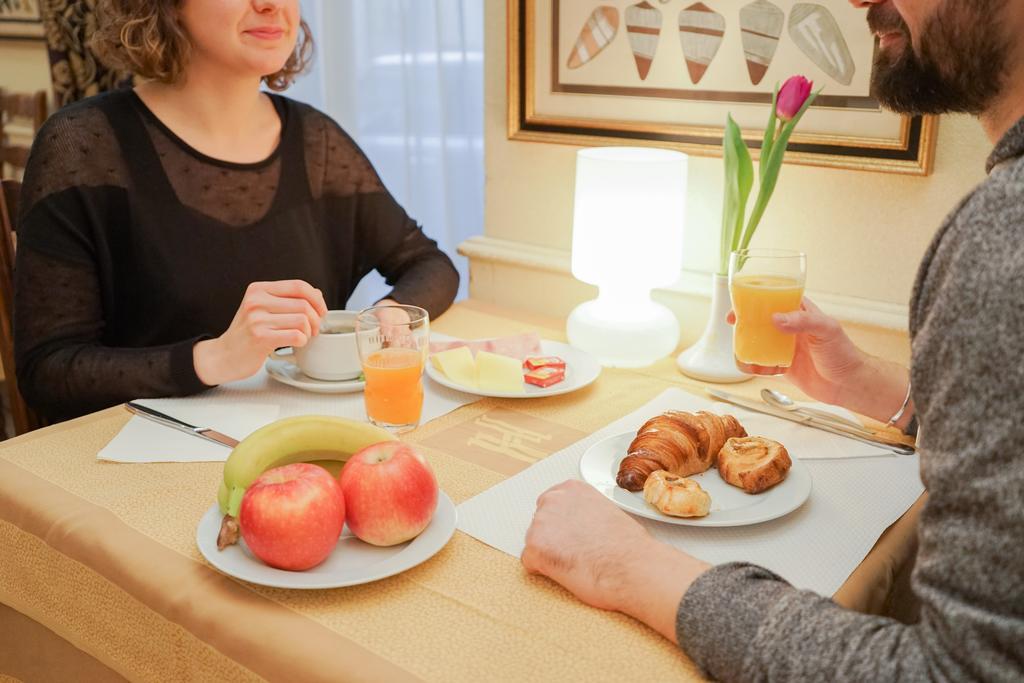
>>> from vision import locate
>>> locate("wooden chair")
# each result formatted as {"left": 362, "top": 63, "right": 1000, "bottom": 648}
{"left": 0, "top": 179, "right": 44, "bottom": 437}
{"left": 0, "top": 89, "right": 47, "bottom": 179}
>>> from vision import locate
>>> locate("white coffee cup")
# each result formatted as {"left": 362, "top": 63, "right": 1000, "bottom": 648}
{"left": 270, "top": 310, "right": 362, "bottom": 381}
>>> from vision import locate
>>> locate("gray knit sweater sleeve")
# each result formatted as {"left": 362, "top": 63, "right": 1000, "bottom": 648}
{"left": 675, "top": 121, "right": 1024, "bottom": 682}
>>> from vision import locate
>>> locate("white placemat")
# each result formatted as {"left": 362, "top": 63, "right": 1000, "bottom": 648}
{"left": 98, "top": 364, "right": 478, "bottom": 463}
{"left": 457, "top": 388, "right": 923, "bottom": 595}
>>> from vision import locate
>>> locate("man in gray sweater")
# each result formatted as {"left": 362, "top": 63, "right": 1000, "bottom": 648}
{"left": 521, "top": 0, "right": 1024, "bottom": 680}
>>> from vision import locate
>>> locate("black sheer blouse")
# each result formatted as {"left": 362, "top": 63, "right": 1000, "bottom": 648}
{"left": 14, "top": 90, "right": 458, "bottom": 420}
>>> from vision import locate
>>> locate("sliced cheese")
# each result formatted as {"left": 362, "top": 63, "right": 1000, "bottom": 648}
{"left": 431, "top": 346, "right": 478, "bottom": 389}
{"left": 476, "top": 351, "right": 526, "bottom": 394}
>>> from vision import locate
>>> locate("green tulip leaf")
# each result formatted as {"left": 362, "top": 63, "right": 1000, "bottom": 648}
{"left": 760, "top": 84, "right": 780, "bottom": 179}
{"left": 719, "top": 115, "right": 754, "bottom": 275}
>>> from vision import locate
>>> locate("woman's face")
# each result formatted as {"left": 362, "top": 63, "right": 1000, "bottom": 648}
{"left": 179, "top": 0, "right": 301, "bottom": 80}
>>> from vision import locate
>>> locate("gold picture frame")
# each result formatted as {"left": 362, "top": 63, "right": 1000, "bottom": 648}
{"left": 0, "top": 0, "right": 44, "bottom": 40}
{"left": 509, "top": 0, "right": 937, "bottom": 175}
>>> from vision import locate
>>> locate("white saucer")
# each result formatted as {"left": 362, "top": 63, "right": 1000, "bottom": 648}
{"left": 196, "top": 492, "right": 457, "bottom": 589}
{"left": 265, "top": 358, "right": 365, "bottom": 394}
{"left": 425, "top": 340, "right": 601, "bottom": 399}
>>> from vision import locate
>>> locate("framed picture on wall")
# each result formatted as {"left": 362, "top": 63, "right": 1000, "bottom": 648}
{"left": 508, "top": 0, "right": 938, "bottom": 175}
{"left": 0, "top": 0, "right": 44, "bottom": 39}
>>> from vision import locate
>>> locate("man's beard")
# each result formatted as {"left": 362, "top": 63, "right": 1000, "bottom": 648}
{"left": 868, "top": 0, "right": 1009, "bottom": 115}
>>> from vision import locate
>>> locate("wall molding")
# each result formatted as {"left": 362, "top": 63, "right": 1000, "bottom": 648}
{"left": 458, "top": 236, "right": 909, "bottom": 331}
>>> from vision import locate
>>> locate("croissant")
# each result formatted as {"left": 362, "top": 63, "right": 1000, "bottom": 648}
{"left": 643, "top": 470, "right": 711, "bottom": 517}
{"left": 616, "top": 411, "right": 747, "bottom": 491}
{"left": 718, "top": 436, "right": 791, "bottom": 494}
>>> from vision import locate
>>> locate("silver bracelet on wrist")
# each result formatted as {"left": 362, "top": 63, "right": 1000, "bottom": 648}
{"left": 887, "top": 378, "right": 913, "bottom": 427}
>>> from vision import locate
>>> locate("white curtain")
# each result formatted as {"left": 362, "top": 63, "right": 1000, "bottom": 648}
{"left": 293, "top": 0, "right": 485, "bottom": 309}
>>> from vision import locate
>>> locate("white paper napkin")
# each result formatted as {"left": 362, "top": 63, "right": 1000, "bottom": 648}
{"left": 457, "top": 388, "right": 923, "bottom": 596}
{"left": 98, "top": 363, "right": 478, "bottom": 463}
{"left": 101, "top": 401, "right": 282, "bottom": 463}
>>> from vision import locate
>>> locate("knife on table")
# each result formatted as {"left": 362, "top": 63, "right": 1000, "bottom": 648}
{"left": 705, "top": 388, "right": 915, "bottom": 455}
{"left": 124, "top": 401, "right": 239, "bottom": 448}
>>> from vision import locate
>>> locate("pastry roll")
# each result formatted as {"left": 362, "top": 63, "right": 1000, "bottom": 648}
{"left": 717, "top": 436, "right": 791, "bottom": 494}
{"left": 616, "top": 411, "right": 746, "bottom": 491}
{"left": 643, "top": 470, "right": 711, "bottom": 517}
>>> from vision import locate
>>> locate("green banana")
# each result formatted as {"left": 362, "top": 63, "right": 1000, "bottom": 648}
{"left": 217, "top": 415, "right": 396, "bottom": 517}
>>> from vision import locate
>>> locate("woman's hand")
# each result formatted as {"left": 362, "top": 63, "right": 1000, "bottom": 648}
{"left": 373, "top": 299, "right": 419, "bottom": 348}
{"left": 522, "top": 480, "right": 709, "bottom": 642}
{"left": 193, "top": 280, "right": 328, "bottom": 386}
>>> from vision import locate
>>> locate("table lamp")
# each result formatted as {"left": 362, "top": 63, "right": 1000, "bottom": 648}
{"left": 566, "top": 147, "right": 687, "bottom": 367}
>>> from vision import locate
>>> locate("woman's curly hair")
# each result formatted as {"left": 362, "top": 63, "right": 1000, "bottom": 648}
{"left": 91, "top": 0, "right": 313, "bottom": 91}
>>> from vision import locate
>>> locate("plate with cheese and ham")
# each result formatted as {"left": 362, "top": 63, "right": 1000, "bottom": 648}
{"left": 425, "top": 332, "right": 601, "bottom": 398}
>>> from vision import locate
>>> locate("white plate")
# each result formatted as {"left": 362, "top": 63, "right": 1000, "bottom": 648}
{"left": 265, "top": 358, "right": 365, "bottom": 394}
{"left": 195, "top": 492, "right": 457, "bottom": 589}
{"left": 425, "top": 340, "right": 601, "bottom": 399}
{"left": 579, "top": 432, "right": 812, "bottom": 527}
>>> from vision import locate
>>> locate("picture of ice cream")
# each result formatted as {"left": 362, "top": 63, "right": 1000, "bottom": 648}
{"left": 678, "top": 2, "right": 727, "bottom": 84}
{"left": 626, "top": 1, "right": 663, "bottom": 80}
{"left": 788, "top": 3, "right": 856, "bottom": 85}
{"left": 567, "top": 5, "right": 620, "bottom": 70}
{"left": 740, "top": 0, "right": 785, "bottom": 85}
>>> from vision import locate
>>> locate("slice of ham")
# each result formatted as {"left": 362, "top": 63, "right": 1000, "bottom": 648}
{"left": 429, "top": 332, "right": 543, "bottom": 361}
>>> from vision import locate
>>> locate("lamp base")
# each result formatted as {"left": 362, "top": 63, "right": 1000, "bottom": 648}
{"left": 567, "top": 298, "right": 679, "bottom": 368}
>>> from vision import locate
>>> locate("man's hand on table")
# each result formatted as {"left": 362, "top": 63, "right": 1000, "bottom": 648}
{"left": 522, "top": 480, "right": 710, "bottom": 644}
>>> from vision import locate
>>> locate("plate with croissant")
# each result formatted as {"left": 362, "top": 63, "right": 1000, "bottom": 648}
{"left": 579, "top": 410, "right": 811, "bottom": 527}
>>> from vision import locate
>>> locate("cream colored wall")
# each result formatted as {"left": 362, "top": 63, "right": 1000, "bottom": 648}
{"left": 0, "top": 39, "right": 51, "bottom": 95}
{"left": 0, "top": 38, "right": 52, "bottom": 173}
{"left": 472, "top": 1, "right": 991, "bottom": 342}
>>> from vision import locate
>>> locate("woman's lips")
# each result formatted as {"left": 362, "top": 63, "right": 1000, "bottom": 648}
{"left": 245, "top": 27, "right": 285, "bottom": 40}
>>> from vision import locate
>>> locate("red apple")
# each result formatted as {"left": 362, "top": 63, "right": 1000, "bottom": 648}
{"left": 239, "top": 462, "right": 345, "bottom": 571}
{"left": 339, "top": 442, "right": 438, "bottom": 546}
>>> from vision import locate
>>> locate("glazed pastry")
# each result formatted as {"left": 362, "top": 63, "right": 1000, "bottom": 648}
{"left": 643, "top": 470, "right": 711, "bottom": 517}
{"left": 718, "top": 436, "right": 792, "bottom": 494}
{"left": 616, "top": 411, "right": 747, "bottom": 491}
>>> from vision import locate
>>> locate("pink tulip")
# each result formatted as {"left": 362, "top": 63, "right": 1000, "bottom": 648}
{"left": 776, "top": 76, "right": 813, "bottom": 121}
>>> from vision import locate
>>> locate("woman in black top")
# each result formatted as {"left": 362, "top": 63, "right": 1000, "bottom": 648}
{"left": 15, "top": 0, "right": 459, "bottom": 421}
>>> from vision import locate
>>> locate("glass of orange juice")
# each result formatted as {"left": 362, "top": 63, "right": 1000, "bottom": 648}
{"left": 355, "top": 305, "right": 429, "bottom": 433}
{"left": 729, "top": 249, "right": 806, "bottom": 376}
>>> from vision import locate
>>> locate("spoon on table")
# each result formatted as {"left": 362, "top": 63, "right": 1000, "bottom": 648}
{"left": 760, "top": 387, "right": 916, "bottom": 454}
{"left": 760, "top": 388, "right": 869, "bottom": 431}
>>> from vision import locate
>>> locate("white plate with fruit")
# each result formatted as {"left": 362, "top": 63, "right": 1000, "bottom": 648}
{"left": 426, "top": 340, "right": 601, "bottom": 399}
{"left": 197, "top": 416, "right": 457, "bottom": 589}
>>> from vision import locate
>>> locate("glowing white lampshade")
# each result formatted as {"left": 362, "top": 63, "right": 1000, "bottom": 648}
{"left": 567, "top": 147, "right": 687, "bottom": 367}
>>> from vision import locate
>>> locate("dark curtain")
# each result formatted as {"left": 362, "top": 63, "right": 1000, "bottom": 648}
{"left": 40, "top": 0, "right": 134, "bottom": 108}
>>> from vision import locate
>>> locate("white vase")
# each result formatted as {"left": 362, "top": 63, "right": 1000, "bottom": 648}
{"left": 676, "top": 273, "right": 752, "bottom": 384}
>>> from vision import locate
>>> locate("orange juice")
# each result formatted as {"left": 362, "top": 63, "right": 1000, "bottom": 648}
{"left": 362, "top": 347, "right": 424, "bottom": 426}
{"left": 731, "top": 274, "right": 804, "bottom": 373}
